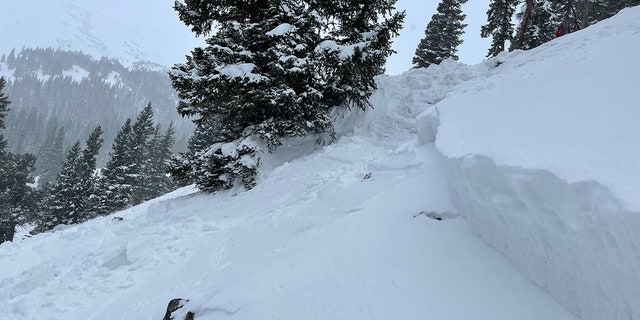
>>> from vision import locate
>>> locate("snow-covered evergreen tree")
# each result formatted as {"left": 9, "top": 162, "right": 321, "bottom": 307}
{"left": 79, "top": 126, "right": 104, "bottom": 219}
{"left": 413, "top": 0, "right": 468, "bottom": 68}
{"left": 101, "top": 118, "right": 135, "bottom": 212}
{"left": 482, "top": 0, "right": 518, "bottom": 57}
{"left": 521, "top": 0, "right": 556, "bottom": 49}
{"left": 96, "top": 105, "right": 176, "bottom": 211}
{"left": 40, "top": 142, "right": 83, "bottom": 230}
{"left": 313, "top": 0, "right": 406, "bottom": 108}
{"left": 39, "top": 126, "right": 103, "bottom": 230}
{"left": 171, "top": 0, "right": 404, "bottom": 192}
{"left": 37, "top": 126, "right": 66, "bottom": 186}
{"left": 143, "top": 124, "right": 175, "bottom": 200}
{"left": 130, "top": 103, "right": 156, "bottom": 204}
{"left": 0, "top": 78, "right": 9, "bottom": 150}
{"left": 168, "top": 118, "right": 222, "bottom": 187}
{"left": 0, "top": 77, "right": 36, "bottom": 243}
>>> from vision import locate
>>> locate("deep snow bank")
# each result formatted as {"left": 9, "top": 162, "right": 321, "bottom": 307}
{"left": 425, "top": 7, "right": 640, "bottom": 320}
{"left": 444, "top": 156, "right": 640, "bottom": 320}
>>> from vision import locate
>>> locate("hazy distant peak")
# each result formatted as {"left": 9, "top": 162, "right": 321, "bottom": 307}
{"left": 0, "top": 0, "right": 202, "bottom": 67}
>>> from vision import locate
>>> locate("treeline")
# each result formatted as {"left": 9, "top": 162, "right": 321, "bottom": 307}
{"left": 413, "top": 0, "right": 639, "bottom": 68}
{"left": 0, "top": 48, "right": 191, "bottom": 169}
{"left": 0, "top": 78, "right": 176, "bottom": 244}
{"left": 502, "top": 0, "right": 640, "bottom": 52}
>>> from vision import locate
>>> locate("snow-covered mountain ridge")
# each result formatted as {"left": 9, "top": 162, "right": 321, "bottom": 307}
{"left": 0, "top": 48, "right": 194, "bottom": 164}
{"left": 0, "top": 0, "right": 201, "bottom": 67}
{"left": 1, "top": 6, "right": 639, "bottom": 320}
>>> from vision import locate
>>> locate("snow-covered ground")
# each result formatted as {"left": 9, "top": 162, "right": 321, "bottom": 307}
{"left": 0, "top": 142, "right": 576, "bottom": 320}
{"left": 2, "top": 6, "right": 639, "bottom": 320}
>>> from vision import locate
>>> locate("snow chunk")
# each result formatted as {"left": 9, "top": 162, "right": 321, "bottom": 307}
{"left": 315, "top": 40, "right": 367, "bottom": 60}
{"left": 266, "top": 23, "right": 296, "bottom": 36}
{"left": 215, "top": 63, "right": 266, "bottom": 82}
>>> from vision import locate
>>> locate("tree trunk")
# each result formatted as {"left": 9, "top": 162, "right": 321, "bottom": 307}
{"left": 0, "top": 220, "right": 17, "bottom": 244}
{"left": 510, "top": 0, "right": 534, "bottom": 51}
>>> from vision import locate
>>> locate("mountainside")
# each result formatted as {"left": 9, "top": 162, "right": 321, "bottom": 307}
{"left": 0, "top": 0, "right": 202, "bottom": 172}
{"left": 0, "top": 48, "right": 193, "bottom": 168}
{"left": 0, "top": 6, "right": 639, "bottom": 320}
{"left": 0, "top": 0, "right": 200, "bottom": 67}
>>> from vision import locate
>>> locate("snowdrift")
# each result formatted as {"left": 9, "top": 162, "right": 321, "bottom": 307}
{"left": 425, "top": 7, "right": 640, "bottom": 320}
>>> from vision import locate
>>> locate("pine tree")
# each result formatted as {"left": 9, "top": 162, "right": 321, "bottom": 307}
{"left": 89, "top": 105, "right": 176, "bottom": 213}
{"left": 39, "top": 127, "right": 103, "bottom": 230}
{"left": 413, "top": 0, "right": 468, "bottom": 68}
{"left": 0, "top": 77, "right": 36, "bottom": 243}
{"left": 0, "top": 153, "right": 36, "bottom": 242}
{"left": 37, "top": 126, "right": 66, "bottom": 186}
{"left": 510, "top": 0, "right": 535, "bottom": 50}
{"left": 587, "top": 0, "right": 618, "bottom": 23}
{"left": 0, "top": 77, "right": 9, "bottom": 150}
{"left": 1, "top": 77, "right": 14, "bottom": 242}
{"left": 130, "top": 103, "right": 156, "bottom": 204}
{"left": 79, "top": 126, "right": 103, "bottom": 218}
{"left": 168, "top": 118, "right": 220, "bottom": 187}
{"left": 144, "top": 124, "right": 175, "bottom": 200}
{"left": 510, "top": 0, "right": 585, "bottom": 51}
{"left": 481, "top": 0, "right": 518, "bottom": 57}
{"left": 521, "top": 0, "right": 556, "bottom": 49}
{"left": 40, "top": 142, "right": 83, "bottom": 229}
{"left": 171, "top": 0, "right": 404, "bottom": 192}
{"left": 313, "top": 0, "right": 406, "bottom": 109}
{"left": 548, "top": 0, "right": 584, "bottom": 33}
{"left": 101, "top": 118, "right": 135, "bottom": 212}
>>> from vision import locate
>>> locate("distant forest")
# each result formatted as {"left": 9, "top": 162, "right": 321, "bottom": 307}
{"left": 0, "top": 48, "right": 193, "bottom": 174}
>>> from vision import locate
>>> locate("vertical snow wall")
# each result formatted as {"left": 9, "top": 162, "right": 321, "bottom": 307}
{"left": 417, "top": 110, "right": 640, "bottom": 320}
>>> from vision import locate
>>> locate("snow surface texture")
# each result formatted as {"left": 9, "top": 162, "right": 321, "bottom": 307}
{"left": 1, "top": 7, "right": 638, "bottom": 320}
{"left": 0, "top": 118, "right": 576, "bottom": 319}
{"left": 428, "top": 8, "right": 640, "bottom": 320}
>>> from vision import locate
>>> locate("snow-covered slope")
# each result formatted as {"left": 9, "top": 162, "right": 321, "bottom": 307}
{"left": 0, "top": 127, "right": 576, "bottom": 320}
{"left": 1, "top": 6, "right": 639, "bottom": 320}
{"left": 426, "top": 7, "right": 640, "bottom": 320}
{"left": 0, "top": 0, "right": 201, "bottom": 66}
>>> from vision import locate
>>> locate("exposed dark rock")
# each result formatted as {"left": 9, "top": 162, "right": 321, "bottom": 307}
{"left": 163, "top": 298, "right": 195, "bottom": 320}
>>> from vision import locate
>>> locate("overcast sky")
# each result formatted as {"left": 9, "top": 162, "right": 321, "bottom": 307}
{"left": 387, "top": 0, "right": 492, "bottom": 75}
{"left": 0, "top": 0, "right": 492, "bottom": 75}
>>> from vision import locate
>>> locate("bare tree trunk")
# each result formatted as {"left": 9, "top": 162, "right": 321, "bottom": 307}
{"left": 0, "top": 220, "right": 17, "bottom": 244}
{"left": 510, "top": 0, "right": 534, "bottom": 51}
